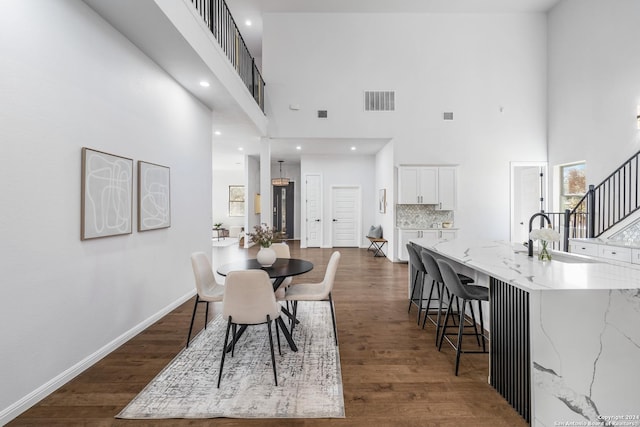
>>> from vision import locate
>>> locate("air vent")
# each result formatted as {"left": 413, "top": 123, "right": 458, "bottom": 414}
{"left": 364, "top": 91, "right": 395, "bottom": 112}
{"left": 443, "top": 112, "right": 454, "bottom": 120}
{"left": 317, "top": 110, "right": 328, "bottom": 118}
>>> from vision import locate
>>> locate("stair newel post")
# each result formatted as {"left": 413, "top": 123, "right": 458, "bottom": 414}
{"left": 587, "top": 184, "right": 596, "bottom": 238}
{"left": 563, "top": 209, "right": 571, "bottom": 252}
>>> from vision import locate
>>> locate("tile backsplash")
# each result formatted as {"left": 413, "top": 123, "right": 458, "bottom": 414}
{"left": 609, "top": 218, "right": 640, "bottom": 244}
{"left": 396, "top": 204, "right": 454, "bottom": 229}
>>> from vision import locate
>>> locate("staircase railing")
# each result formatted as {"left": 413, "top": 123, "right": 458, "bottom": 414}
{"left": 544, "top": 149, "right": 640, "bottom": 251}
{"left": 190, "top": 0, "right": 265, "bottom": 112}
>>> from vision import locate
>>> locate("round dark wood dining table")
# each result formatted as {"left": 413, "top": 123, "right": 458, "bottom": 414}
{"left": 216, "top": 258, "right": 313, "bottom": 288}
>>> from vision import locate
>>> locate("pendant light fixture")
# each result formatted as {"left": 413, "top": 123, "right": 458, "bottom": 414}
{"left": 272, "top": 160, "right": 290, "bottom": 186}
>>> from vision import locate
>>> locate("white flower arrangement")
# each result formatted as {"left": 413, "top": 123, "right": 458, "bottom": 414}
{"left": 529, "top": 227, "right": 561, "bottom": 242}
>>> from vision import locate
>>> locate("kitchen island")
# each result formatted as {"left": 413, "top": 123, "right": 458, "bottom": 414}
{"left": 411, "top": 238, "right": 640, "bottom": 427}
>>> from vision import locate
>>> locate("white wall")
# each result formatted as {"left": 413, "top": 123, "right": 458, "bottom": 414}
{"left": 301, "top": 155, "right": 376, "bottom": 247}
{"left": 548, "top": 0, "right": 640, "bottom": 205}
{"left": 0, "top": 1, "right": 212, "bottom": 420}
{"left": 375, "top": 141, "right": 396, "bottom": 258}
{"left": 245, "top": 154, "right": 261, "bottom": 244}
{"left": 263, "top": 12, "right": 548, "bottom": 241}
{"left": 212, "top": 169, "right": 245, "bottom": 228}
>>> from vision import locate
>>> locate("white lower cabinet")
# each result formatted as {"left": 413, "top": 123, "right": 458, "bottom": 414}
{"left": 398, "top": 229, "right": 457, "bottom": 261}
{"left": 569, "top": 239, "right": 637, "bottom": 264}
{"left": 599, "top": 245, "right": 632, "bottom": 263}
{"left": 568, "top": 241, "right": 599, "bottom": 257}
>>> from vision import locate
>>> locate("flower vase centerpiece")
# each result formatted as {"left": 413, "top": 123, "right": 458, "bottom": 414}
{"left": 248, "top": 224, "right": 277, "bottom": 267}
{"left": 529, "top": 227, "right": 561, "bottom": 261}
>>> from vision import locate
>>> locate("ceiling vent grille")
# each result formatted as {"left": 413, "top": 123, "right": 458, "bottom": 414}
{"left": 364, "top": 91, "right": 395, "bottom": 112}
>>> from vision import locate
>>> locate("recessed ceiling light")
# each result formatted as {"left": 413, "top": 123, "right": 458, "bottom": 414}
{"left": 238, "top": 147, "right": 244, "bottom": 151}
{"left": 214, "top": 130, "right": 221, "bottom": 136}
{"left": 351, "top": 146, "right": 357, "bottom": 151}
{"left": 245, "top": 20, "right": 252, "bottom": 26}
{"left": 296, "top": 146, "right": 301, "bottom": 150}
{"left": 199, "top": 81, "right": 210, "bottom": 87}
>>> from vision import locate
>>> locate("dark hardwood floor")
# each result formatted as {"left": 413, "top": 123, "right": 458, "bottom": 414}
{"left": 9, "top": 242, "right": 527, "bottom": 426}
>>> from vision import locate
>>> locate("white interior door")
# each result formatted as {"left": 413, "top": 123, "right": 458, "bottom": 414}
{"left": 511, "top": 162, "right": 546, "bottom": 244}
{"left": 331, "top": 186, "right": 360, "bottom": 247}
{"left": 305, "top": 174, "right": 322, "bottom": 247}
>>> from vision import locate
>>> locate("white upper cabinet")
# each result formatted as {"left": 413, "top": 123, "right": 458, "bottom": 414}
{"left": 437, "top": 167, "right": 457, "bottom": 210}
{"left": 398, "top": 166, "right": 456, "bottom": 210}
{"left": 398, "top": 167, "right": 421, "bottom": 204}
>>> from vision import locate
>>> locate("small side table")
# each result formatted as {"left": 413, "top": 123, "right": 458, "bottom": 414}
{"left": 367, "top": 237, "right": 388, "bottom": 257}
{"left": 212, "top": 228, "right": 229, "bottom": 241}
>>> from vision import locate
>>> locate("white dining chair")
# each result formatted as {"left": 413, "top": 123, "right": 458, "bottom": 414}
{"left": 186, "top": 252, "right": 225, "bottom": 348}
{"left": 284, "top": 251, "right": 341, "bottom": 346}
{"left": 271, "top": 242, "right": 292, "bottom": 300}
{"left": 218, "top": 269, "right": 282, "bottom": 387}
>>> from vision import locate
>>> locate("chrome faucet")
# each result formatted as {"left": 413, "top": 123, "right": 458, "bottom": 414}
{"left": 528, "top": 212, "right": 552, "bottom": 257}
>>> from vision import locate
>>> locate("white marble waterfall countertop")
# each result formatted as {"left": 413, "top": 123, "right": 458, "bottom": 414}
{"left": 412, "top": 238, "right": 640, "bottom": 291}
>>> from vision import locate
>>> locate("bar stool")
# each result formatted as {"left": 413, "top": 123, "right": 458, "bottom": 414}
{"left": 406, "top": 244, "right": 438, "bottom": 325}
{"left": 419, "top": 249, "right": 473, "bottom": 345}
{"left": 436, "top": 259, "right": 488, "bottom": 376}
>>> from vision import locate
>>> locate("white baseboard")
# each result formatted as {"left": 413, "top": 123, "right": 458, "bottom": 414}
{"left": 0, "top": 290, "right": 195, "bottom": 426}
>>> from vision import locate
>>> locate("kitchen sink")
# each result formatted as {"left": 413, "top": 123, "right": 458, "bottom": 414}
{"left": 546, "top": 252, "right": 602, "bottom": 264}
{"left": 513, "top": 246, "right": 601, "bottom": 263}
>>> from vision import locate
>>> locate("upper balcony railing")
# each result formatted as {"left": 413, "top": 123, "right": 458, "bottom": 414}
{"left": 190, "top": 0, "right": 265, "bottom": 112}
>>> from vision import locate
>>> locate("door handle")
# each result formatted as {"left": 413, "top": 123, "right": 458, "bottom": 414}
{"left": 315, "top": 219, "right": 321, "bottom": 222}
{"left": 333, "top": 219, "right": 338, "bottom": 222}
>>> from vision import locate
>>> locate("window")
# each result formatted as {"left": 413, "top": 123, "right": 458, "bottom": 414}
{"left": 560, "top": 162, "right": 586, "bottom": 211}
{"left": 228, "top": 185, "right": 245, "bottom": 217}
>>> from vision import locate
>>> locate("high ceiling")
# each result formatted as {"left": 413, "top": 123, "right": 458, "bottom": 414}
{"left": 226, "top": 0, "right": 562, "bottom": 68}
{"left": 215, "top": 0, "right": 562, "bottom": 170}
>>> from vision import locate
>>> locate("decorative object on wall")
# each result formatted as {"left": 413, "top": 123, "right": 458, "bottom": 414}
{"left": 378, "top": 189, "right": 386, "bottom": 213}
{"left": 81, "top": 147, "right": 133, "bottom": 240}
{"left": 138, "top": 161, "right": 171, "bottom": 231}
{"left": 228, "top": 185, "right": 245, "bottom": 217}
{"left": 272, "top": 160, "right": 289, "bottom": 186}
{"left": 255, "top": 193, "right": 261, "bottom": 214}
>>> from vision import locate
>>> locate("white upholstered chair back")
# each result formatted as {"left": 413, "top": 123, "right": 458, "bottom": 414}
{"left": 191, "top": 252, "right": 223, "bottom": 300}
{"left": 318, "top": 251, "right": 341, "bottom": 298}
{"left": 222, "top": 270, "right": 280, "bottom": 325}
{"left": 271, "top": 242, "right": 290, "bottom": 258}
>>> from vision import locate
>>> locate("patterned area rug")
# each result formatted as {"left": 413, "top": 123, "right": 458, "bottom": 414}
{"left": 117, "top": 301, "right": 344, "bottom": 419}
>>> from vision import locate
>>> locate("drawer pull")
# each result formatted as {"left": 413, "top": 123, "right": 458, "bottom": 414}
{"left": 612, "top": 252, "right": 617, "bottom": 255}
{"left": 581, "top": 247, "right": 586, "bottom": 250}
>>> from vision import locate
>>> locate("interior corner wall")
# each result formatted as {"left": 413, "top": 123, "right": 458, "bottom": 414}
{"left": 0, "top": 1, "right": 212, "bottom": 419}
{"left": 245, "top": 154, "right": 261, "bottom": 243}
{"left": 548, "top": 0, "right": 640, "bottom": 205}
{"left": 212, "top": 168, "right": 245, "bottom": 228}
{"left": 263, "top": 12, "right": 548, "bottom": 241}
{"left": 375, "top": 141, "right": 395, "bottom": 259}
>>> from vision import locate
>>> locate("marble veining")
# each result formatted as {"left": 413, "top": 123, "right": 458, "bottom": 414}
{"left": 413, "top": 238, "right": 640, "bottom": 426}
{"left": 416, "top": 238, "right": 640, "bottom": 291}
